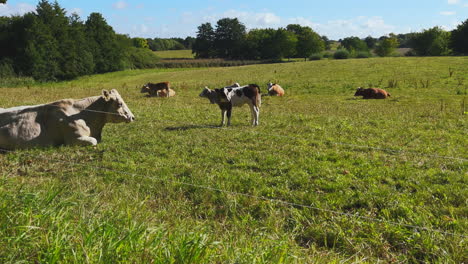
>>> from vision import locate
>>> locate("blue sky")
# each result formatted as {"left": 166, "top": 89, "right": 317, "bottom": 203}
{"left": 1, "top": 0, "right": 467, "bottom": 39}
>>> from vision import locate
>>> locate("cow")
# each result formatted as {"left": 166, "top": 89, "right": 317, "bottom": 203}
{"left": 354, "top": 87, "right": 391, "bottom": 99}
{"left": 0, "top": 89, "right": 135, "bottom": 150}
{"left": 266, "top": 82, "right": 285, "bottom": 96}
{"left": 156, "top": 88, "right": 176, "bottom": 97}
{"left": 141, "top": 82, "right": 170, "bottom": 97}
{"left": 199, "top": 83, "right": 261, "bottom": 126}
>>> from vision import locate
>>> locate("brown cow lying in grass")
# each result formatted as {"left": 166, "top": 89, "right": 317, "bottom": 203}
{"left": 199, "top": 83, "right": 261, "bottom": 126}
{"left": 354, "top": 87, "right": 391, "bottom": 99}
{"left": 141, "top": 82, "right": 170, "bottom": 97}
{"left": 266, "top": 82, "right": 285, "bottom": 96}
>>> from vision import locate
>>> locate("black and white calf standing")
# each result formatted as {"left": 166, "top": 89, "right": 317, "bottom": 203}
{"left": 199, "top": 83, "right": 261, "bottom": 126}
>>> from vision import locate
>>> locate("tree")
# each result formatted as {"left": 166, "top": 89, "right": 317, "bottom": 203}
{"left": 395, "top": 33, "right": 414, "bottom": 48}
{"left": 321, "top": 35, "right": 331, "bottom": 50}
{"left": 132, "top": 37, "right": 149, "bottom": 49}
{"left": 61, "top": 13, "right": 94, "bottom": 78}
{"left": 85, "top": 12, "right": 123, "bottom": 73}
{"left": 287, "top": 25, "right": 324, "bottom": 60}
{"left": 340, "top": 36, "right": 368, "bottom": 52}
{"left": 375, "top": 35, "right": 399, "bottom": 57}
{"left": 277, "top": 28, "right": 297, "bottom": 60}
{"left": 450, "top": 19, "right": 468, "bottom": 55}
{"left": 21, "top": 0, "right": 64, "bottom": 80}
{"left": 183, "top": 36, "right": 196, "bottom": 49}
{"left": 0, "top": 0, "right": 7, "bottom": 4}
{"left": 409, "top": 27, "right": 451, "bottom": 56}
{"left": 192, "top": 23, "right": 215, "bottom": 58}
{"left": 24, "top": 16, "right": 60, "bottom": 80}
{"left": 214, "top": 18, "right": 246, "bottom": 59}
{"left": 364, "top": 36, "right": 377, "bottom": 49}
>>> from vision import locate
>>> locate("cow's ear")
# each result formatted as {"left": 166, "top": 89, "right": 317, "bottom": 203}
{"left": 102, "top": 90, "right": 111, "bottom": 101}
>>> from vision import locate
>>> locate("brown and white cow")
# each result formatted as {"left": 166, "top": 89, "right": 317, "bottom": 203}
{"left": 354, "top": 87, "right": 391, "bottom": 99}
{"left": 0, "top": 89, "right": 135, "bottom": 149}
{"left": 199, "top": 83, "right": 261, "bottom": 126}
{"left": 156, "top": 88, "right": 176, "bottom": 97}
{"left": 141, "top": 82, "right": 170, "bottom": 97}
{"left": 267, "top": 82, "right": 285, "bottom": 96}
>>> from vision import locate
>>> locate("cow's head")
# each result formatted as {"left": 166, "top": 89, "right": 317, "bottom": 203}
{"left": 267, "top": 82, "right": 275, "bottom": 92}
{"left": 199, "top": 87, "right": 219, "bottom": 104}
{"left": 102, "top": 89, "right": 135, "bottom": 123}
{"left": 140, "top": 83, "right": 150, "bottom": 93}
{"left": 354, "top": 87, "right": 365, "bottom": 96}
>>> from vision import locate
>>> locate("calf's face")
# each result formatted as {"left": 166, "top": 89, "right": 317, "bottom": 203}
{"left": 354, "top": 87, "right": 365, "bottom": 96}
{"left": 140, "top": 84, "right": 150, "bottom": 93}
{"left": 267, "top": 82, "right": 274, "bottom": 91}
{"left": 199, "top": 87, "right": 217, "bottom": 104}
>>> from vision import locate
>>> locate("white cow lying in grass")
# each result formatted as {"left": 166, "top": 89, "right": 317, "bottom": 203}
{"left": 0, "top": 89, "right": 135, "bottom": 149}
{"left": 199, "top": 83, "right": 261, "bottom": 126}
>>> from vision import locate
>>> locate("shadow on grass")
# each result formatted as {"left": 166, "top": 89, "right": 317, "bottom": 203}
{"left": 165, "top": 124, "right": 221, "bottom": 131}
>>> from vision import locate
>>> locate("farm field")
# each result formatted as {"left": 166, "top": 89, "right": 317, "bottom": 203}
{"left": 0, "top": 57, "right": 467, "bottom": 263}
{"left": 154, "top": 49, "right": 195, "bottom": 59}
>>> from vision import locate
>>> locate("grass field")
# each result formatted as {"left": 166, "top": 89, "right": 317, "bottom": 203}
{"left": 0, "top": 57, "right": 467, "bottom": 263}
{"left": 154, "top": 49, "right": 195, "bottom": 59}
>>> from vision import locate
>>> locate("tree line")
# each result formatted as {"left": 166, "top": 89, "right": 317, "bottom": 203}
{"left": 146, "top": 37, "right": 195, "bottom": 51}
{"left": 192, "top": 18, "right": 326, "bottom": 60}
{"left": 192, "top": 18, "right": 468, "bottom": 60}
{"left": 0, "top": 0, "right": 159, "bottom": 81}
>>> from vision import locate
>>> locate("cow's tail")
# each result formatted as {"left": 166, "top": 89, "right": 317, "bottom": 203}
{"left": 387, "top": 92, "right": 391, "bottom": 97}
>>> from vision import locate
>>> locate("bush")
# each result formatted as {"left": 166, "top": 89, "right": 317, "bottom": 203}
{"left": 356, "top": 51, "right": 371, "bottom": 58}
{"left": 0, "top": 59, "right": 15, "bottom": 78}
{"left": 322, "top": 52, "right": 333, "bottom": 58}
{"left": 333, "top": 49, "right": 350, "bottom": 59}
{"left": 0, "top": 76, "right": 35, "bottom": 87}
{"left": 309, "top": 53, "right": 322, "bottom": 60}
{"left": 405, "top": 49, "right": 417, "bottom": 56}
{"left": 124, "top": 47, "right": 160, "bottom": 69}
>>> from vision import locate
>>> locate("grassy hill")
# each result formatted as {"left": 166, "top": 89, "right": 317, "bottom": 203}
{"left": 0, "top": 57, "right": 467, "bottom": 263}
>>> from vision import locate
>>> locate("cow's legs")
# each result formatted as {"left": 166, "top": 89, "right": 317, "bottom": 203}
{"left": 69, "top": 136, "right": 98, "bottom": 146}
{"left": 65, "top": 120, "right": 98, "bottom": 146}
{"left": 249, "top": 104, "right": 259, "bottom": 126}
{"left": 226, "top": 107, "right": 232, "bottom": 126}
{"left": 220, "top": 109, "right": 227, "bottom": 126}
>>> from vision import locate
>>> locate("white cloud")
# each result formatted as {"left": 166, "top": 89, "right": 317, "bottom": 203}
{"left": 0, "top": 3, "right": 35, "bottom": 16}
{"left": 287, "top": 16, "right": 396, "bottom": 40}
{"left": 133, "top": 24, "right": 149, "bottom": 34}
{"left": 440, "top": 11, "right": 456, "bottom": 15}
{"left": 68, "top": 8, "right": 82, "bottom": 16}
{"left": 113, "top": 1, "right": 128, "bottom": 10}
{"left": 119, "top": 9, "right": 399, "bottom": 39}
{"left": 447, "top": 0, "right": 460, "bottom": 4}
{"left": 288, "top": 17, "right": 319, "bottom": 28}
{"left": 200, "top": 10, "right": 282, "bottom": 29}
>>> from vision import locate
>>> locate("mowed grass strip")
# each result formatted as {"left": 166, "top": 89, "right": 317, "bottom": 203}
{"left": 0, "top": 57, "right": 467, "bottom": 263}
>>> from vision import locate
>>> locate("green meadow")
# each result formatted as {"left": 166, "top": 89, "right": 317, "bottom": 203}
{"left": 154, "top": 49, "right": 195, "bottom": 59}
{"left": 0, "top": 57, "right": 467, "bottom": 263}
